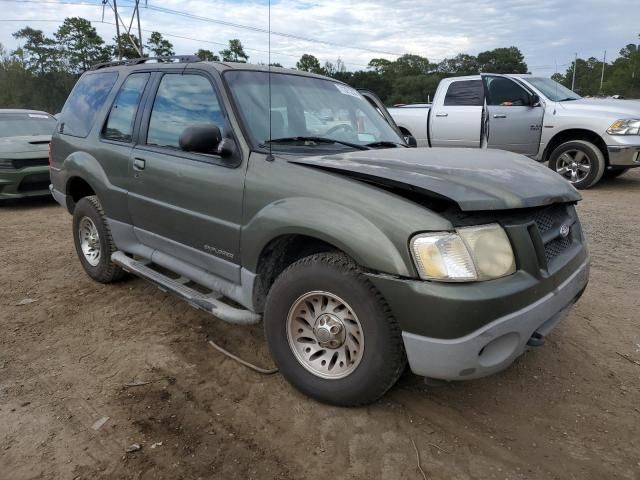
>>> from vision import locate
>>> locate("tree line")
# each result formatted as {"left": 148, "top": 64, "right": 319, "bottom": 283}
{"left": 0, "top": 17, "right": 638, "bottom": 113}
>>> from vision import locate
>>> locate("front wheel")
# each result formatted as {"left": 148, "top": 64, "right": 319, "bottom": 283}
{"left": 548, "top": 140, "right": 606, "bottom": 189}
{"left": 264, "top": 253, "right": 406, "bottom": 406}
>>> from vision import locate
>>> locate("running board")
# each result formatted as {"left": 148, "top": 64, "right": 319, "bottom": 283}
{"left": 111, "top": 251, "right": 261, "bottom": 325}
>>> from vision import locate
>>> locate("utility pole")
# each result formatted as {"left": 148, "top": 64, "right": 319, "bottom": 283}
{"left": 135, "top": 0, "right": 143, "bottom": 58}
{"left": 600, "top": 50, "right": 606, "bottom": 91}
{"left": 571, "top": 52, "right": 577, "bottom": 91}
{"left": 113, "top": 0, "right": 122, "bottom": 60}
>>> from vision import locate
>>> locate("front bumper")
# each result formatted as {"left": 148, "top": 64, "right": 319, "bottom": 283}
{"left": 0, "top": 166, "right": 51, "bottom": 199}
{"left": 400, "top": 259, "right": 588, "bottom": 380}
{"left": 607, "top": 143, "right": 640, "bottom": 167}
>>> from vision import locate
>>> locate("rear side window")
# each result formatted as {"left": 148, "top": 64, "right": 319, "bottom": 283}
{"left": 146, "top": 74, "right": 223, "bottom": 149}
{"left": 103, "top": 73, "right": 150, "bottom": 142}
{"left": 61, "top": 72, "right": 118, "bottom": 137}
{"left": 443, "top": 80, "right": 484, "bottom": 106}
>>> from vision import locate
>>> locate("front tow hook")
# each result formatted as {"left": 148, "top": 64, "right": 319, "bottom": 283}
{"left": 527, "top": 332, "right": 545, "bottom": 347}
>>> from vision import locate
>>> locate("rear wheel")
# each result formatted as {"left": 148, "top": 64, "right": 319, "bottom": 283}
{"left": 264, "top": 252, "right": 406, "bottom": 406}
{"left": 548, "top": 140, "right": 605, "bottom": 189}
{"left": 72, "top": 195, "right": 125, "bottom": 283}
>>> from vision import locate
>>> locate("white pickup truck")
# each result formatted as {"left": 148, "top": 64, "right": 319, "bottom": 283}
{"left": 387, "top": 74, "right": 640, "bottom": 189}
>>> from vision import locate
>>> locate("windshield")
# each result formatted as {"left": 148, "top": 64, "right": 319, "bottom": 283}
{"left": 525, "top": 77, "right": 581, "bottom": 102}
{"left": 225, "top": 71, "right": 404, "bottom": 150}
{"left": 0, "top": 112, "right": 57, "bottom": 138}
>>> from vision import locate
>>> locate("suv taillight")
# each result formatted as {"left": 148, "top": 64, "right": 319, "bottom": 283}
{"left": 48, "top": 142, "right": 52, "bottom": 167}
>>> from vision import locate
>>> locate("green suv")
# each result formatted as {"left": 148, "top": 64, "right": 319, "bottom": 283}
{"left": 50, "top": 57, "right": 590, "bottom": 406}
{"left": 0, "top": 109, "right": 57, "bottom": 200}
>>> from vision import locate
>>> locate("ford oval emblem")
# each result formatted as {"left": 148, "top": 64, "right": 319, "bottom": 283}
{"left": 559, "top": 224, "right": 570, "bottom": 238}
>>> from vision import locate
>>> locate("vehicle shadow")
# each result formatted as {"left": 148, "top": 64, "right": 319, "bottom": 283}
{"left": 0, "top": 195, "right": 59, "bottom": 209}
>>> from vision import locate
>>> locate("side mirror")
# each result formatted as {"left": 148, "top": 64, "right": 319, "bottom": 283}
{"left": 179, "top": 124, "right": 222, "bottom": 154}
{"left": 530, "top": 94, "right": 541, "bottom": 107}
{"left": 404, "top": 135, "right": 418, "bottom": 147}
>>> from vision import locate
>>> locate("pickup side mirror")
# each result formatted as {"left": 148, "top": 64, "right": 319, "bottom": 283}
{"left": 179, "top": 124, "right": 222, "bottom": 154}
{"left": 530, "top": 94, "right": 541, "bottom": 107}
{"left": 404, "top": 135, "right": 418, "bottom": 147}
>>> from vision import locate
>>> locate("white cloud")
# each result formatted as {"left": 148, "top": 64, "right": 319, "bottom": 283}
{"left": 0, "top": 0, "right": 638, "bottom": 74}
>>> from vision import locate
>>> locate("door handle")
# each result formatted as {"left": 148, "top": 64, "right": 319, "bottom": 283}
{"left": 133, "top": 158, "right": 146, "bottom": 170}
{"left": 493, "top": 114, "right": 507, "bottom": 119}
{"left": 435, "top": 112, "right": 448, "bottom": 117}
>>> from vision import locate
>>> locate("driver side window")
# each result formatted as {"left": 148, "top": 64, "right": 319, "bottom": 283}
{"left": 147, "top": 74, "right": 223, "bottom": 148}
{"left": 485, "top": 77, "right": 531, "bottom": 107}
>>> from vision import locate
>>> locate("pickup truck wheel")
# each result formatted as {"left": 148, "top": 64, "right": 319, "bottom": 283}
{"left": 72, "top": 195, "right": 125, "bottom": 283}
{"left": 548, "top": 140, "right": 605, "bottom": 189}
{"left": 264, "top": 252, "right": 406, "bottom": 406}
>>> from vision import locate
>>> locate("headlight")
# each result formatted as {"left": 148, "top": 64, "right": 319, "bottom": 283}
{"left": 607, "top": 119, "right": 640, "bottom": 135}
{"left": 410, "top": 224, "right": 515, "bottom": 282}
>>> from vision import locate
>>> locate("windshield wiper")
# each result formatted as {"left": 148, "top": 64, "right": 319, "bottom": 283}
{"left": 261, "top": 136, "right": 370, "bottom": 150}
{"left": 365, "top": 141, "right": 408, "bottom": 148}
{"left": 558, "top": 97, "right": 579, "bottom": 102}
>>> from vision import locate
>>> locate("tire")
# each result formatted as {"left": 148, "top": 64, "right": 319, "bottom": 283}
{"left": 548, "top": 139, "right": 606, "bottom": 189}
{"left": 264, "top": 252, "right": 406, "bottom": 406}
{"left": 604, "top": 168, "right": 629, "bottom": 179}
{"left": 72, "top": 195, "right": 125, "bottom": 283}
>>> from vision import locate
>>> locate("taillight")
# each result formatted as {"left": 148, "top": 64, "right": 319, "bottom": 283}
{"left": 48, "top": 142, "right": 52, "bottom": 167}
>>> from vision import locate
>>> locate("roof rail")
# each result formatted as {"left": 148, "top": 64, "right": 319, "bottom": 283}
{"left": 91, "top": 55, "right": 202, "bottom": 70}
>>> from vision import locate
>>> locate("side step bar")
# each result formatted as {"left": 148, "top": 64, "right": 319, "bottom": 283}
{"left": 111, "top": 251, "right": 261, "bottom": 325}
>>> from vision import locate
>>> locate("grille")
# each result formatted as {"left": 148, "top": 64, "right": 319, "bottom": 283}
{"left": 18, "top": 173, "right": 50, "bottom": 192}
{"left": 12, "top": 158, "right": 49, "bottom": 169}
{"left": 544, "top": 236, "right": 571, "bottom": 263}
{"left": 532, "top": 205, "right": 565, "bottom": 235}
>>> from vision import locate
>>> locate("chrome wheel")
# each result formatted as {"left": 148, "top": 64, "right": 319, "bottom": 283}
{"left": 286, "top": 291, "right": 364, "bottom": 379}
{"left": 556, "top": 149, "right": 591, "bottom": 184}
{"left": 78, "top": 216, "right": 101, "bottom": 267}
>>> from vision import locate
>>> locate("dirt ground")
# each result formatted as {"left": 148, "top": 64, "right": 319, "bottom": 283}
{"left": 1, "top": 171, "right": 639, "bottom": 480}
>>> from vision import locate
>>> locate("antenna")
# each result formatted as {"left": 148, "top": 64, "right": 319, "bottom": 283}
{"left": 266, "top": 0, "right": 274, "bottom": 161}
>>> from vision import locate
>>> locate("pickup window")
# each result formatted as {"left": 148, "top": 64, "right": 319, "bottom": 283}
{"left": 443, "top": 80, "right": 484, "bottom": 106}
{"left": 485, "top": 77, "right": 531, "bottom": 106}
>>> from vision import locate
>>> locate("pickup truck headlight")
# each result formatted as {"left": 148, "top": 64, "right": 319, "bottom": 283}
{"left": 607, "top": 119, "right": 640, "bottom": 135}
{"left": 410, "top": 224, "right": 515, "bottom": 282}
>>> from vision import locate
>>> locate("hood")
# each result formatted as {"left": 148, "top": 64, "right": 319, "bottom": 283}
{"left": 558, "top": 98, "right": 640, "bottom": 117}
{"left": 0, "top": 135, "right": 51, "bottom": 155}
{"left": 289, "top": 148, "right": 581, "bottom": 211}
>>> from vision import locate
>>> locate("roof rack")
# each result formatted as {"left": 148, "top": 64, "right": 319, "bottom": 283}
{"left": 91, "top": 55, "right": 202, "bottom": 70}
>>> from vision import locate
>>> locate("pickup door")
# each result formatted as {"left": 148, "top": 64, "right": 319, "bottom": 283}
{"left": 482, "top": 75, "right": 544, "bottom": 156}
{"left": 429, "top": 78, "right": 485, "bottom": 148}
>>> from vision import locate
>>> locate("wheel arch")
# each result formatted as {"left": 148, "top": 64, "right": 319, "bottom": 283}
{"left": 543, "top": 128, "right": 609, "bottom": 165}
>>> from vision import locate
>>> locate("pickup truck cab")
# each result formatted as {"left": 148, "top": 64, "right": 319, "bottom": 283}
{"left": 389, "top": 74, "right": 640, "bottom": 189}
{"left": 50, "top": 58, "right": 589, "bottom": 406}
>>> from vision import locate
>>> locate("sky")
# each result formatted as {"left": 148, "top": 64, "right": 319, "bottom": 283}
{"left": 0, "top": 0, "right": 639, "bottom": 76}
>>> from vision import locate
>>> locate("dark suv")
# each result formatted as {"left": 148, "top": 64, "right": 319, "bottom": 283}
{"left": 50, "top": 57, "right": 589, "bottom": 406}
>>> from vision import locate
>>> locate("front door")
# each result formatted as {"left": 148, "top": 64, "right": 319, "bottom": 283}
{"left": 483, "top": 75, "right": 544, "bottom": 156}
{"left": 127, "top": 71, "right": 245, "bottom": 283}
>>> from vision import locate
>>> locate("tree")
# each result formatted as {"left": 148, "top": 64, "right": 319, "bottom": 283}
{"left": 437, "top": 53, "right": 479, "bottom": 76}
{"left": 195, "top": 49, "right": 219, "bottom": 61}
{"left": 55, "top": 17, "right": 110, "bottom": 73}
{"left": 296, "top": 54, "right": 323, "bottom": 74}
{"left": 145, "top": 31, "right": 174, "bottom": 57}
{"left": 219, "top": 39, "right": 248, "bottom": 63}
{"left": 111, "top": 33, "right": 143, "bottom": 59}
{"left": 477, "top": 47, "right": 527, "bottom": 74}
{"left": 12, "top": 27, "right": 59, "bottom": 75}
